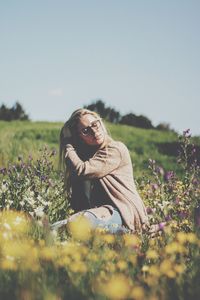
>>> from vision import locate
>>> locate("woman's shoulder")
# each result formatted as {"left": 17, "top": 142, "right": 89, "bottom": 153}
{"left": 107, "top": 138, "right": 129, "bottom": 152}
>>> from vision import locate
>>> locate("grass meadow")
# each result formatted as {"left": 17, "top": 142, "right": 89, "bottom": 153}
{"left": 0, "top": 120, "right": 200, "bottom": 299}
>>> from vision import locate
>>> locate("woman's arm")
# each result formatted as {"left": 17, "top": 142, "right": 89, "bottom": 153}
{"left": 65, "top": 144, "right": 122, "bottom": 178}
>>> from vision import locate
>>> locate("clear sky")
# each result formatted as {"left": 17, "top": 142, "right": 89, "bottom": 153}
{"left": 1, "top": 0, "right": 200, "bottom": 136}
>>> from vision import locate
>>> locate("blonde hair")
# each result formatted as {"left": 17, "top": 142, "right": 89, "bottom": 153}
{"left": 59, "top": 108, "right": 109, "bottom": 194}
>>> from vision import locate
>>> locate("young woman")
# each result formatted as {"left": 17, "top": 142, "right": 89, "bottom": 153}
{"left": 52, "top": 108, "right": 149, "bottom": 233}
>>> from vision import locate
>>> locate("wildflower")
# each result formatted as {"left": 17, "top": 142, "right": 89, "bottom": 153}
{"left": 183, "top": 128, "right": 191, "bottom": 137}
{"left": 174, "top": 264, "right": 185, "bottom": 274}
{"left": 142, "top": 265, "right": 149, "bottom": 272}
{"left": 1, "top": 255, "right": 17, "bottom": 270}
{"left": 40, "top": 246, "right": 57, "bottom": 261}
{"left": 124, "top": 233, "right": 140, "bottom": 248}
{"left": 1, "top": 180, "right": 8, "bottom": 192}
{"left": 159, "top": 222, "right": 166, "bottom": 230}
{"left": 117, "top": 260, "right": 128, "bottom": 271}
{"left": 165, "top": 214, "right": 172, "bottom": 221}
{"left": 160, "top": 259, "right": 173, "bottom": 275}
{"left": 105, "top": 261, "right": 116, "bottom": 273}
{"left": 3, "top": 223, "right": 11, "bottom": 230}
{"left": 68, "top": 215, "right": 92, "bottom": 241}
{"left": 146, "top": 249, "right": 158, "bottom": 260}
{"left": 186, "top": 232, "right": 198, "bottom": 243}
{"left": 130, "top": 286, "right": 145, "bottom": 300}
{"left": 102, "top": 233, "right": 115, "bottom": 244}
{"left": 70, "top": 261, "right": 87, "bottom": 273}
{"left": 148, "top": 265, "right": 160, "bottom": 277}
{"left": 151, "top": 183, "right": 159, "bottom": 191}
{"left": 128, "top": 254, "right": 137, "bottom": 265}
{"left": 146, "top": 207, "right": 153, "bottom": 214}
{"left": 176, "top": 232, "right": 188, "bottom": 243}
{"left": 165, "top": 242, "right": 185, "bottom": 254}
{"left": 164, "top": 171, "right": 174, "bottom": 182}
{"left": 34, "top": 206, "right": 44, "bottom": 218}
{"left": 97, "top": 274, "right": 131, "bottom": 300}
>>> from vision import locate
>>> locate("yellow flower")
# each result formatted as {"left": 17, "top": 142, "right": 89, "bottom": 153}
{"left": 0, "top": 255, "right": 17, "bottom": 270}
{"left": 102, "top": 233, "right": 115, "bottom": 244}
{"left": 174, "top": 264, "right": 185, "bottom": 274}
{"left": 1, "top": 240, "right": 39, "bottom": 271}
{"left": 124, "top": 234, "right": 140, "bottom": 248}
{"left": 128, "top": 254, "right": 137, "bottom": 265}
{"left": 98, "top": 274, "right": 131, "bottom": 300}
{"left": 148, "top": 265, "right": 160, "bottom": 277}
{"left": 68, "top": 215, "right": 92, "bottom": 241}
{"left": 144, "top": 276, "right": 158, "bottom": 287}
{"left": 146, "top": 249, "right": 158, "bottom": 260}
{"left": 186, "top": 233, "right": 198, "bottom": 244}
{"left": 130, "top": 286, "right": 145, "bottom": 300}
{"left": 163, "top": 225, "right": 172, "bottom": 235}
{"left": 38, "top": 239, "right": 45, "bottom": 247}
{"left": 88, "top": 253, "right": 98, "bottom": 262}
{"left": 105, "top": 261, "right": 116, "bottom": 273}
{"left": 70, "top": 261, "right": 87, "bottom": 273}
{"left": 142, "top": 265, "right": 149, "bottom": 272}
{"left": 40, "top": 246, "right": 57, "bottom": 261}
{"left": 117, "top": 260, "right": 128, "bottom": 271}
{"left": 105, "top": 249, "right": 117, "bottom": 260}
{"left": 166, "top": 270, "right": 176, "bottom": 278}
{"left": 176, "top": 232, "right": 187, "bottom": 244}
{"left": 0, "top": 210, "right": 30, "bottom": 235}
{"left": 160, "top": 259, "right": 172, "bottom": 275}
{"left": 72, "top": 251, "right": 82, "bottom": 262}
{"left": 44, "top": 292, "right": 58, "bottom": 300}
{"left": 57, "top": 256, "right": 71, "bottom": 267}
{"left": 165, "top": 242, "right": 185, "bottom": 254}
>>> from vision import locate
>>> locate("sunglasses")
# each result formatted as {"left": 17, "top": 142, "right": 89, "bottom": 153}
{"left": 80, "top": 120, "right": 101, "bottom": 136}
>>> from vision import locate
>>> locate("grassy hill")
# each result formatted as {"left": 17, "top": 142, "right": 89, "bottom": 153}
{"left": 0, "top": 120, "right": 199, "bottom": 178}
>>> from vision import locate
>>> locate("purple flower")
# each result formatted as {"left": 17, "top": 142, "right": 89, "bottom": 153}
{"left": 165, "top": 215, "right": 172, "bottom": 221}
{"left": 151, "top": 183, "right": 159, "bottom": 191}
{"left": 146, "top": 207, "right": 153, "bottom": 214}
{"left": 164, "top": 171, "right": 174, "bottom": 182}
{"left": 0, "top": 167, "right": 7, "bottom": 175}
{"left": 183, "top": 128, "right": 191, "bottom": 137}
{"left": 155, "top": 166, "right": 165, "bottom": 176}
{"left": 41, "top": 175, "right": 47, "bottom": 181}
{"left": 175, "top": 197, "right": 180, "bottom": 205}
{"left": 178, "top": 211, "right": 188, "bottom": 219}
{"left": 159, "top": 222, "right": 166, "bottom": 230}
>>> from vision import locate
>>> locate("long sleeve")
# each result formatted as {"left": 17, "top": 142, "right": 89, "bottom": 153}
{"left": 65, "top": 144, "right": 122, "bottom": 179}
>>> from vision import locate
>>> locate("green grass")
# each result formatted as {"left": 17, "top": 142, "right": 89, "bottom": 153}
{"left": 0, "top": 120, "right": 199, "bottom": 178}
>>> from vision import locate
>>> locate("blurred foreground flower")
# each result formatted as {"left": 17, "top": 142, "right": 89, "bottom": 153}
{"left": 94, "top": 274, "right": 131, "bottom": 300}
{"left": 68, "top": 215, "right": 92, "bottom": 241}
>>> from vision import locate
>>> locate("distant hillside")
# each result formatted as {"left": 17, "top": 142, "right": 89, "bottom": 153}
{"left": 0, "top": 120, "right": 199, "bottom": 178}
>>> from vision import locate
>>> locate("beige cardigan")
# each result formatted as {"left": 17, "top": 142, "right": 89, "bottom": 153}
{"left": 65, "top": 137, "right": 148, "bottom": 232}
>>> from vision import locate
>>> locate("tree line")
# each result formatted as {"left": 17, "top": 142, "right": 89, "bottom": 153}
{"left": 84, "top": 99, "right": 173, "bottom": 131}
{"left": 0, "top": 102, "right": 29, "bottom": 121}
{"left": 0, "top": 100, "right": 173, "bottom": 131}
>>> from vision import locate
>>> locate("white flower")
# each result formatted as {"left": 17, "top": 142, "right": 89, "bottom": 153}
{"left": 3, "top": 232, "right": 9, "bottom": 239}
{"left": 3, "top": 223, "right": 11, "bottom": 230}
{"left": 14, "top": 216, "right": 23, "bottom": 225}
{"left": 6, "top": 255, "right": 14, "bottom": 261}
{"left": 34, "top": 207, "right": 44, "bottom": 218}
{"left": 20, "top": 200, "right": 25, "bottom": 207}
{"left": 1, "top": 182, "right": 8, "bottom": 192}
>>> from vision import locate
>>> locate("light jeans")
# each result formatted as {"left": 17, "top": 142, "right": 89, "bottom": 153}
{"left": 51, "top": 207, "right": 129, "bottom": 234}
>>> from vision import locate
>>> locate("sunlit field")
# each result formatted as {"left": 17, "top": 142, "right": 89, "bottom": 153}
{"left": 0, "top": 122, "right": 200, "bottom": 299}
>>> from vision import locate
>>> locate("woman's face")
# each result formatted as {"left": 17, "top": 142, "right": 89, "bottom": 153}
{"left": 77, "top": 114, "right": 105, "bottom": 146}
